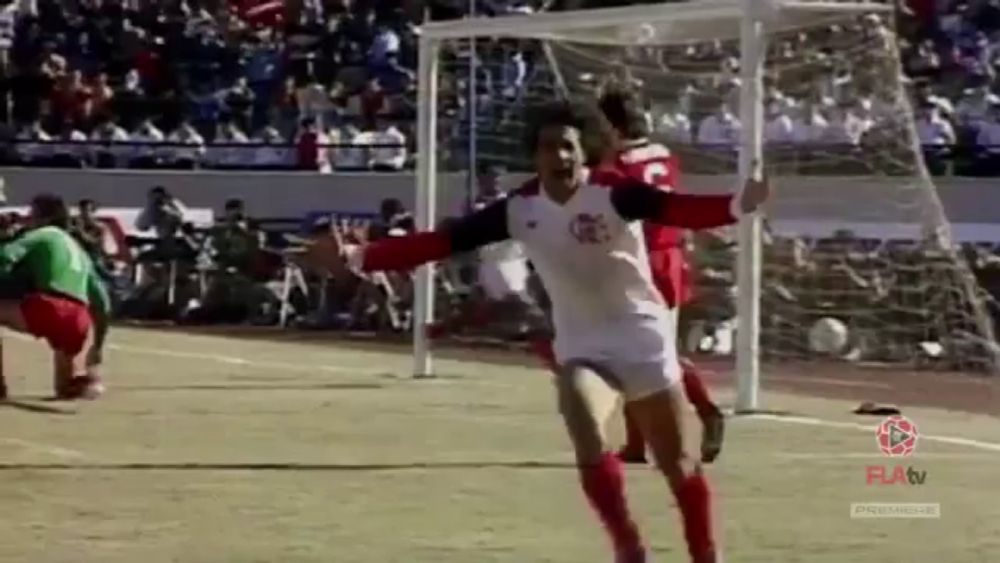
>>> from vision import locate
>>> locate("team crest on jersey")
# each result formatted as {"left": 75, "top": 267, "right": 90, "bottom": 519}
{"left": 569, "top": 213, "right": 611, "bottom": 244}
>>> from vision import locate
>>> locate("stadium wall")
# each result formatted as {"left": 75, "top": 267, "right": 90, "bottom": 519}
{"left": 4, "top": 167, "right": 1000, "bottom": 241}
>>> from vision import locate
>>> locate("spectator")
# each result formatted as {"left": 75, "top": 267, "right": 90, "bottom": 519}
{"left": 114, "top": 69, "right": 147, "bottom": 129}
{"left": 653, "top": 103, "right": 692, "bottom": 143}
{"left": 49, "top": 69, "right": 92, "bottom": 125}
{"left": 370, "top": 22, "right": 401, "bottom": 65}
{"left": 50, "top": 120, "right": 88, "bottom": 168}
{"left": 131, "top": 118, "right": 167, "bottom": 168}
{"left": 90, "top": 116, "right": 131, "bottom": 168}
{"left": 295, "top": 117, "right": 331, "bottom": 172}
{"left": 791, "top": 104, "right": 830, "bottom": 144}
{"left": 252, "top": 125, "right": 293, "bottom": 169}
{"left": 370, "top": 119, "right": 407, "bottom": 171}
{"left": 697, "top": 101, "right": 741, "bottom": 146}
{"left": 824, "top": 103, "right": 867, "bottom": 146}
{"left": 223, "top": 76, "right": 256, "bottom": 132}
{"left": 360, "top": 77, "right": 386, "bottom": 124}
{"left": 333, "top": 123, "right": 370, "bottom": 170}
{"left": 15, "top": 119, "right": 52, "bottom": 164}
{"left": 165, "top": 120, "right": 206, "bottom": 169}
{"left": 764, "top": 105, "right": 795, "bottom": 145}
{"left": 136, "top": 186, "right": 187, "bottom": 241}
{"left": 192, "top": 198, "right": 273, "bottom": 324}
{"left": 974, "top": 100, "right": 1000, "bottom": 174}
{"left": 208, "top": 119, "right": 251, "bottom": 169}
{"left": 296, "top": 77, "right": 333, "bottom": 126}
{"left": 211, "top": 198, "right": 261, "bottom": 273}
{"left": 90, "top": 73, "right": 115, "bottom": 120}
{"left": 956, "top": 79, "right": 1000, "bottom": 133}
{"left": 917, "top": 102, "right": 958, "bottom": 147}
{"left": 501, "top": 49, "right": 528, "bottom": 100}
{"left": 369, "top": 198, "right": 413, "bottom": 241}
{"left": 917, "top": 101, "right": 957, "bottom": 174}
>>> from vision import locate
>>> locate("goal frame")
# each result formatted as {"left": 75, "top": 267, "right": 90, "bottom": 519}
{"left": 412, "top": 0, "right": 896, "bottom": 411}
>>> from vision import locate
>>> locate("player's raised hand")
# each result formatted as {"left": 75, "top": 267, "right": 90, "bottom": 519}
{"left": 739, "top": 161, "right": 771, "bottom": 214}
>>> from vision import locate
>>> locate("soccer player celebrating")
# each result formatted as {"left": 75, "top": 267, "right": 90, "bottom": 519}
{"left": 597, "top": 86, "right": 725, "bottom": 464}
{"left": 311, "top": 101, "right": 767, "bottom": 563}
{"left": 0, "top": 194, "right": 109, "bottom": 400}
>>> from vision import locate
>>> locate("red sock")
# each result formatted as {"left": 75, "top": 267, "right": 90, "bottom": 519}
{"left": 580, "top": 453, "right": 643, "bottom": 553}
{"left": 673, "top": 472, "right": 715, "bottom": 561}
{"left": 529, "top": 337, "right": 559, "bottom": 375}
{"left": 621, "top": 405, "right": 645, "bottom": 453}
{"left": 680, "top": 358, "right": 717, "bottom": 418}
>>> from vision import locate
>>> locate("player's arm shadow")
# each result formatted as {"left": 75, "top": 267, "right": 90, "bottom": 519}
{"left": 0, "top": 460, "right": 578, "bottom": 471}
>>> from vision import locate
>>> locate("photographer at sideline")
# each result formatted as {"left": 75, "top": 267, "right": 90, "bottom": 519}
{"left": 136, "top": 186, "right": 187, "bottom": 241}
{"left": 184, "top": 199, "right": 276, "bottom": 324}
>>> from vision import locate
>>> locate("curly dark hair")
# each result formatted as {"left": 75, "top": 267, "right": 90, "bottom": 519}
{"left": 30, "top": 194, "right": 71, "bottom": 229}
{"left": 598, "top": 84, "right": 649, "bottom": 140}
{"left": 523, "top": 99, "right": 614, "bottom": 165}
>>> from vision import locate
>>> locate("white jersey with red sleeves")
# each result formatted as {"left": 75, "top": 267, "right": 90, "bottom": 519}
{"left": 611, "top": 139, "right": 684, "bottom": 251}
{"left": 505, "top": 171, "right": 676, "bottom": 365}
{"left": 354, "top": 167, "right": 739, "bottom": 376}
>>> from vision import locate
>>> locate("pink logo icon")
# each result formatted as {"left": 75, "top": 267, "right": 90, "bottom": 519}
{"left": 876, "top": 415, "right": 918, "bottom": 457}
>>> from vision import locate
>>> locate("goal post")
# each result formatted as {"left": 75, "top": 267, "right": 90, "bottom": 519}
{"left": 412, "top": 0, "right": 998, "bottom": 406}
{"left": 412, "top": 34, "right": 440, "bottom": 378}
{"left": 735, "top": 0, "right": 768, "bottom": 412}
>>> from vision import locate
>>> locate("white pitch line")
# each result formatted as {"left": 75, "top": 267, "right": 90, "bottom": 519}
{"left": 105, "top": 343, "right": 358, "bottom": 375}
{"left": 5, "top": 331, "right": 362, "bottom": 374}
{"left": 748, "top": 413, "right": 1000, "bottom": 453}
{"left": 0, "top": 438, "right": 88, "bottom": 459}
{"left": 766, "top": 375, "right": 892, "bottom": 389}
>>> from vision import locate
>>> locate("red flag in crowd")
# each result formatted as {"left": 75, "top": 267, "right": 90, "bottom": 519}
{"left": 232, "top": 0, "right": 285, "bottom": 28}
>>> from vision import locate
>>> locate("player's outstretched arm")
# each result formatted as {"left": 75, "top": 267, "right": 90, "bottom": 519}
{"left": 312, "top": 200, "right": 511, "bottom": 276}
{"left": 609, "top": 173, "right": 770, "bottom": 229}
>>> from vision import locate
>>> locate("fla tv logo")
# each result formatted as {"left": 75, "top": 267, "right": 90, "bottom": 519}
{"left": 866, "top": 415, "right": 927, "bottom": 486}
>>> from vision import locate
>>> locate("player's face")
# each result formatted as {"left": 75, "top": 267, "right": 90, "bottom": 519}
{"left": 534, "top": 125, "right": 585, "bottom": 201}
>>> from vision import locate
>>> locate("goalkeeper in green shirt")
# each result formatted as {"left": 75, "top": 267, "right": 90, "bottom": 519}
{"left": 0, "top": 194, "right": 110, "bottom": 400}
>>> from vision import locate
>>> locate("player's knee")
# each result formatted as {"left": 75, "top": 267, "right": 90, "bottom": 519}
{"left": 656, "top": 454, "right": 701, "bottom": 489}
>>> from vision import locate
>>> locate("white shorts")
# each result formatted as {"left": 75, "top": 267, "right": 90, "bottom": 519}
{"left": 555, "top": 311, "right": 682, "bottom": 402}
{"left": 562, "top": 356, "right": 682, "bottom": 402}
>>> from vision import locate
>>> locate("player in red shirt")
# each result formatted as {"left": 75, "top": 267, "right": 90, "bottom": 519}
{"left": 597, "top": 87, "right": 725, "bottom": 465}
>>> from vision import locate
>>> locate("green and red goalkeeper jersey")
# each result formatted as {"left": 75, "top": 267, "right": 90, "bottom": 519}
{"left": 0, "top": 226, "right": 110, "bottom": 315}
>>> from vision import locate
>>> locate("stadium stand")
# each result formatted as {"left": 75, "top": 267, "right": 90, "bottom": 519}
{"left": 0, "top": 0, "right": 999, "bottom": 363}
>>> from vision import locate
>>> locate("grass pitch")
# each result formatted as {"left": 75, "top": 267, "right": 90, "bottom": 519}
{"left": 0, "top": 328, "right": 998, "bottom": 563}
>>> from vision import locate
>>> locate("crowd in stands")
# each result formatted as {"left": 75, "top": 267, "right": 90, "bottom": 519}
{"left": 0, "top": 0, "right": 996, "bottom": 174}
{"left": 0, "top": 0, "right": 435, "bottom": 171}
{"left": 564, "top": 1, "right": 1000, "bottom": 176}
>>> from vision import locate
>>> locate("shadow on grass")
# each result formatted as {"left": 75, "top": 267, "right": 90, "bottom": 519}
{"left": 114, "top": 382, "right": 385, "bottom": 392}
{"left": 0, "top": 461, "right": 577, "bottom": 471}
{"left": 0, "top": 399, "right": 76, "bottom": 415}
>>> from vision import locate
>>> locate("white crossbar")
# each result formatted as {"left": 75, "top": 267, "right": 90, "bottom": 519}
{"left": 418, "top": 0, "right": 893, "bottom": 42}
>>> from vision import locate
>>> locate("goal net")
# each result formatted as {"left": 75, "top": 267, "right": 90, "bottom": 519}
{"left": 415, "top": 1, "right": 999, "bottom": 402}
